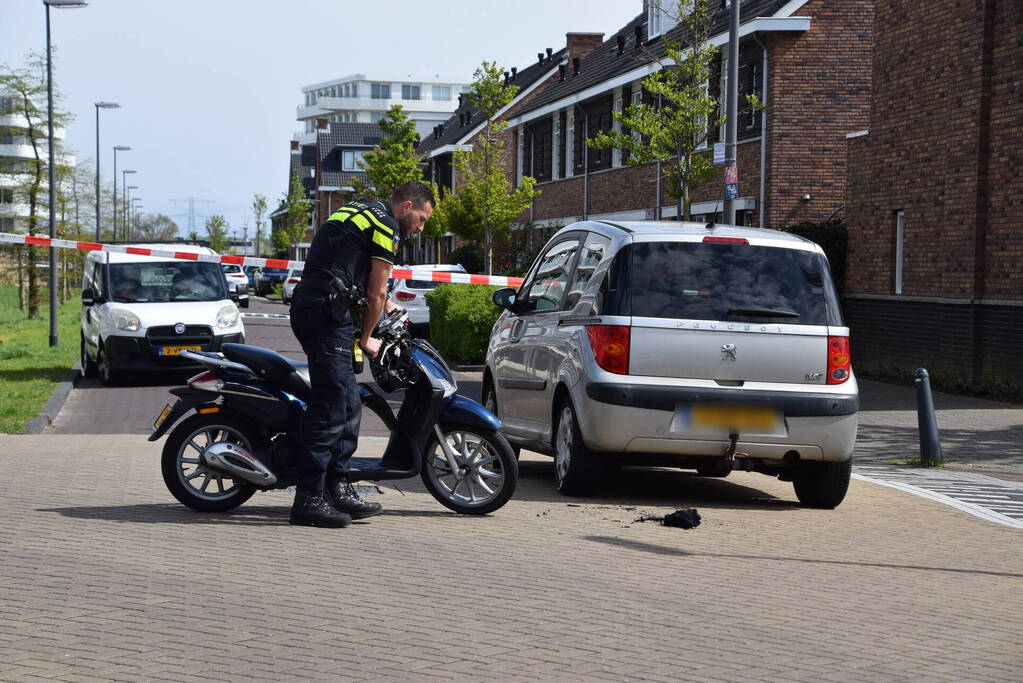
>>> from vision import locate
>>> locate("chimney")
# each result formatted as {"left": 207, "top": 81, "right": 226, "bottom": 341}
{"left": 558, "top": 64, "right": 566, "bottom": 82}
{"left": 511, "top": 66, "right": 518, "bottom": 79}
{"left": 617, "top": 34, "right": 625, "bottom": 56}
{"left": 545, "top": 47, "right": 553, "bottom": 61}
{"left": 537, "top": 52, "right": 544, "bottom": 65}
{"left": 634, "top": 24, "right": 644, "bottom": 50}
{"left": 566, "top": 32, "right": 604, "bottom": 62}
{"left": 572, "top": 57, "right": 581, "bottom": 76}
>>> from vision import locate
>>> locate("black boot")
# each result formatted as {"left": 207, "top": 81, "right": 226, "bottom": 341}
{"left": 326, "top": 476, "right": 383, "bottom": 519}
{"left": 290, "top": 489, "right": 352, "bottom": 528}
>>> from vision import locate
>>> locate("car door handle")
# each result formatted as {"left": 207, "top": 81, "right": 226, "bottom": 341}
{"left": 510, "top": 318, "right": 526, "bottom": 342}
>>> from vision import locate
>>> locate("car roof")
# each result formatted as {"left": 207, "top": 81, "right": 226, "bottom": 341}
{"left": 554, "top": 220, "right": 819, "bottom": 250}
{"left": 394, "top": 263, "right": 467, "bottom": 272}
{"left": 89, "top": 244, "right": 218, "bottom": 264}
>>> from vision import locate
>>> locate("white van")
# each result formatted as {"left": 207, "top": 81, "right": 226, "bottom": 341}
{"left": 80, "top": 245, "right": 245, "bottom": 384}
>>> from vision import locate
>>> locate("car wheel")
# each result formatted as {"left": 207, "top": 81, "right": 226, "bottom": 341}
{"left": 240, "top": 298, "right": 249, "bottom": 309}
{"left": 96, "top": 345, "right": 122, "bottom": 386}
{"left": 80, "top": 332, "right": 98, "bottom": 378}
{"left": 553, "top": 399, "right": 603, "bottom": 496}
{"left": 482, "top": 378, "right": 519, "bottom": 459}
{"left": 792, "top": 458, "right": 852, "bottom": 509}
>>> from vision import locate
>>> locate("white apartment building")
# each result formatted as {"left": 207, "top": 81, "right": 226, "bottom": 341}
{"left": 0, "top": 94, "right": 76, "bottom": 233}
{"left": 294, "top": 74, "right": 469, "bottom": 142}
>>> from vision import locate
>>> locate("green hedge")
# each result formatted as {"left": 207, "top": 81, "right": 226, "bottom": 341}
{"left": 776, "top": 219, "right": 848, "bottom": 293}
{"left": 426, "top": 284, "right": 502, "bottom": 363}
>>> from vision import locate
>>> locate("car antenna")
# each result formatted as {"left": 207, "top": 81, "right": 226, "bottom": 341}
{"left": 706, "top": 220, "right": 716, "bottom": 231}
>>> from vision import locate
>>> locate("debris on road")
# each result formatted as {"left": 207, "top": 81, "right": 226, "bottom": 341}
{"left": 635, "top": 508, "right": 702, "bottom": 529}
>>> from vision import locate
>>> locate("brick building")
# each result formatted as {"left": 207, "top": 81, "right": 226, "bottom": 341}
{"left": 505, "top": 0, "right": 874, "bottom": 230}
{"left": 844, "top": 0, "right": 1022, "bottom": 387}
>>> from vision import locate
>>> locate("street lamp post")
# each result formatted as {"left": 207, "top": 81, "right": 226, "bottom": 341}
{"left": 44, "top": 0, "right": 88, "bottom": 347}
{"left": 93, "top": 101, "right": 119, "bottom": 242}
{"left": 130, "top": 198, "right": 142, "bottom": 238}
{"left": 111, "top": 145, "right": 130, "bottom": 241}
{"left": 124, "top": 183, "right": 137, "bottom": 239}
{"left": 122, "top": 170, "right": 136, "bottom": 239}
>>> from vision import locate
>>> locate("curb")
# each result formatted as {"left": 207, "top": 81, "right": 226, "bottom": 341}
{"left": 27, "top": 365, "right": 81, "bottom": 434}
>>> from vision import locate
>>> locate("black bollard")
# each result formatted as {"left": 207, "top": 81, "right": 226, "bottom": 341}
{"left": 914, "top": 368, "right": 943, "bottom": 465}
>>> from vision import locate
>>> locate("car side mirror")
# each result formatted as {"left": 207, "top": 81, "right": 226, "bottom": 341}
{"left": 492, "top": 287, "right": 519, "bottom": 311}
{"left": 82, "top": 287, "right": 95, "bottom": 306}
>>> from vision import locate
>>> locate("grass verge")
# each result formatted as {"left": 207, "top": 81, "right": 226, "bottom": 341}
{"left": 0, "top": 285, "right": 80, "bottom": 433}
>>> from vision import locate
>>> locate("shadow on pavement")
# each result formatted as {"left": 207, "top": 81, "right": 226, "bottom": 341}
{"left": 855, "top": 422, "right": 1023, "bottom": 472}
{"left": 514, "top": 460, "right": 800, "bottom": 511}
{"left": 583, "top": 535, "right": 1023, "bottom": 579}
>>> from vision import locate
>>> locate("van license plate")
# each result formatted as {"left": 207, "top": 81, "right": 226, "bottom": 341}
{"left": 153, "top": 403, "right": 173, "bottom": 430}
{"left": 677, "top": 403, "right": 781, "bottom": 433}
{"left": 159, "top": 345, "right": 201, "bottom": 356}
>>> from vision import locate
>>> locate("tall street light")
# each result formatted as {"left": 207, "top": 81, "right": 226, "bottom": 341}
{"left": 124, "top": 183, "right": 137, "bottom": 239}
{"left": 93, "top": 101, "right": 119, "bottom": 242}
{"left": 112, "top": 145, "right": 130, "bottom": 241}
{"left": 122, "top": 170, "right": 136, "bottom": 237}
{"left": 130, "top": 198, "right": 142, "bottom": 239}
{"left": 44, "top": 0, "right": 88, "bottom": 347}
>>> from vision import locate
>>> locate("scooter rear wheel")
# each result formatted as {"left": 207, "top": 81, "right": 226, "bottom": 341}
{"left": 422, "top": 424, "right": 518, "bottom": 515}
{"left": 161, "top": 413, "right": 257, "bottom": 512}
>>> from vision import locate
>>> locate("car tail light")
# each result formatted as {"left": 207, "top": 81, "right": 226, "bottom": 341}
{"left": 287, "top": 278, "right": 300, "bottom": 284}
{"left": 587, "top": 325, "right": 630, "bottom": 375}
{"left": 188, "top": 371, "right": 225, "bottom": 392}
{"left": 395, "top": 291, "right": 417, "bottom": 301}
{"left": 703, "top": 236, "right": 749, "bottom": 244}
{"left": 827, "top": 336, "right": 851, "bottom": 384}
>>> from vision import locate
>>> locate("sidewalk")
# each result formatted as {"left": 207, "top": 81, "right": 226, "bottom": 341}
{"left": 1, "top": 433, "right": 1021, "bottom": 681}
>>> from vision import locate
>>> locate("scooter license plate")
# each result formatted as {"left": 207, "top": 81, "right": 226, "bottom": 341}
{"left": 153, "top": 403, "right": 173, "bottom": 430}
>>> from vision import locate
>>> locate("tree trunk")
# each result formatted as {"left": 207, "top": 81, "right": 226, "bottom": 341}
{"left": 483, "top": 222, "right": 491, "bottom": 275}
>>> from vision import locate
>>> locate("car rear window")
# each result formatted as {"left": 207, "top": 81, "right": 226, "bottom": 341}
{"left": 404, "top": 279, "right": 445, "bottom": 290}
{"left": 621, "top": 241, "right": 843, "bottom": 326}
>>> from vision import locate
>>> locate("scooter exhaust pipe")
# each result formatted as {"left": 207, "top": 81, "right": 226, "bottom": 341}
{"left": 202, "top": 442, "right": 278, "bottom": 486}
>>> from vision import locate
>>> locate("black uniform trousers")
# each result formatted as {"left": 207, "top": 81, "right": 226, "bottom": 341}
{"left": 289, "top": 288, "right": 362, "bottom": 492}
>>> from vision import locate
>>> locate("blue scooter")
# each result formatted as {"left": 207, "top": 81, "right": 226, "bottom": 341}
{"left": 149, "top": 309, "right": 518, "bottom": 515}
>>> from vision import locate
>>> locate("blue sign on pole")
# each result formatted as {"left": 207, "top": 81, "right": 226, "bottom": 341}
{"left": 725, "top": 183, "right": 738, "bottom": 200}
{"left": 713, "top": 142, "right": 726, "bottom": 165}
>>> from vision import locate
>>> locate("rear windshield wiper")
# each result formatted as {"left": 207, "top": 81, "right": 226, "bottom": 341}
{"left": 726, "top": 306, "right": 801, "bottom": 319}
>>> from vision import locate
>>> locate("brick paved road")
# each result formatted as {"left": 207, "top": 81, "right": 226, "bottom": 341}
{"left": 1, "top": 434, "right": 1021, "bottom": 681}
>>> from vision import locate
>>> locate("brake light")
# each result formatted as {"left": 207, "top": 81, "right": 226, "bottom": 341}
{"left": 587, "top": 325, "right": 630, "bottom": 375}
{"left": 187, "top": 371, "right": 225, "bottom": 392}
{"left": 287, "top": 278, "right": 300, "bottom": 284}
{"left": 826, "top": 336, "right": 851, "bottom": 384}
{"left": 395, "top": 291, "right": 417, "bottom": 301}
{"left": 703, "top": 236, "right": 749, "bottom": 244}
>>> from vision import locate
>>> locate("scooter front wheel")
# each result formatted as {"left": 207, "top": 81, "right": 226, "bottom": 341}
{"left": 422, "top": 424, "right": 518, "bottom": 515}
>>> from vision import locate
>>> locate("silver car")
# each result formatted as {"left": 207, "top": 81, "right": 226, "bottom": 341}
{"left": 484, "top": 221, "right": 857, "bottom": 508}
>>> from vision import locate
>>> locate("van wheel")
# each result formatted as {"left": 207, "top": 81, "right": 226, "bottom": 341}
{"left": 96, "top": 346, "right": 122, "bottom": 386}
{"left": 793, "top": 459, "right": 852, "bottom": 509}
{"left": 482, "top": 378, "right": 519, "bottom": 459}
{"left": 553, "top": 399, "right": 603, "bottom": 496}
{"left": 80, "top": 333, "right": 98, "bottom": 378}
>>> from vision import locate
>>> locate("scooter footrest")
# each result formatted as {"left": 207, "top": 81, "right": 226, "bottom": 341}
{"left": 347, "top": 457, "right": 417, "bottom": 482}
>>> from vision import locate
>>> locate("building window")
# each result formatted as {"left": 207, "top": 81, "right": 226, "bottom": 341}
{"left": 402, "top": 84, "right": 421, "bottom": 100}
{"left": 574, "top": 96, "right": 614, "bottom": 174}
{"left": 432, "top": 85, "right": 451, "bottom": 101}
{"left": 647, "top": 2, "right": 678, "bottom": 39}
{"left": 524, "top": 118, "right": 553, "bottom": 183}
{"left": 371, "top": 83, "right": 391, "bottom": 99}
{"left": 342, "top": 150, "right": 367, "bottom": 171}
{"left": 370, "top": 111, "right": 385, "bottom": 123}
{"left": 894, "top": 210, "right": 904, "bottom": 295}
{"left": 0, "top": 216, "right": 14, "bottom": 231}
{"left": 0, "top": 188, "right": 13, "bottom": 204}
{"left": 0, "top": 96, "right": 17, "bottom": 114}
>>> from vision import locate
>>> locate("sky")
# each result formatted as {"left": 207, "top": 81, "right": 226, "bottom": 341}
{"left": 1, "top": 0, "right": 640, "bottom": 240}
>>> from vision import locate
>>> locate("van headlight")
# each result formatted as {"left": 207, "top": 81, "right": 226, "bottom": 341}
{"left": 112, "top": 309, "right": 141, "bottom": 332}
{"left": 216, "top": 304, "right": 240, "bottom": 329}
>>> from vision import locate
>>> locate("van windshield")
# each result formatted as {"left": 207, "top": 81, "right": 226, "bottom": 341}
{"left": 625, "top": 241, "right": 843, "bottom": 326}
{"left": 109, "top": 261, "right": 226, "bottom": 303}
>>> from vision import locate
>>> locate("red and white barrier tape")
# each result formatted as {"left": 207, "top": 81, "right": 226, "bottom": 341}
{"left": 0, "top": 232, "right": 524, "bottom": 287}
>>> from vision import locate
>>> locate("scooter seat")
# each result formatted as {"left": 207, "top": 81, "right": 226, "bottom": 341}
{"left": 222, "top": 343, "right": 311, "bottom": 401}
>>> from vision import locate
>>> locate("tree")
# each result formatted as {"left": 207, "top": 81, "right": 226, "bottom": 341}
{"left": 273, "top": 173, "right": 309, "bottom": 255}
{"left": 135, "top": 213, "right": 180, "bottom": 241}
{"left": 205, "top": 214, "right": 230, "bottom": 253}
{"left": 351, "top": 105, "right": 423, "bottom": 200}
{"left": 588, "top": 0, "right": 721, "bottom": 221}
{"left": 1, "top": 51, "right": 73, "bottom": 318}
{"left": 453, "top": 61, "right": 538, "bottom": 274}
{"left": 251, "top": 193, "right": 268, "bottom": 257}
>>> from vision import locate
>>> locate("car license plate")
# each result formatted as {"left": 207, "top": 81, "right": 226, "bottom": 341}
{"left": 153, "top": 403, "right": 173, "bottom": 430}
{"left": 159, "top": 345, "right": 201, "bottom": 356}
{"left": 674, "top": 403, "right": 782, "bottom": 434}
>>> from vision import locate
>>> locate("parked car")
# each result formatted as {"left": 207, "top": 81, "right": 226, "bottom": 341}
{"left": 281, "top": 268, "right": 302, "bottom": 304}
{"left": 389, "top": 263, "right": 468, "bottom": 331}
{"left": 220, "top": 264, "right": 250, "bottom": 308}
{"left": 254, "top": 267, "right": 289, "bottom": 296}
{"left": 80, "top": 245, "right": 245, "bottom": 385}
{"left": 484, "top": 221, "right": 857, "bottom": 508}
{"left": 244, "top": 265, "right": 260, "bottom": 288}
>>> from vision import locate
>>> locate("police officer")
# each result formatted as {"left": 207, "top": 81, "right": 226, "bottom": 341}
{"left": 289, "top": 180, "right": 434, "bottom": 527}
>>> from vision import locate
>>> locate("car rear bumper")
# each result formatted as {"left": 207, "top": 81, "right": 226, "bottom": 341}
{"left": 578, "top": 381, "right": 858, "bottom": 461}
